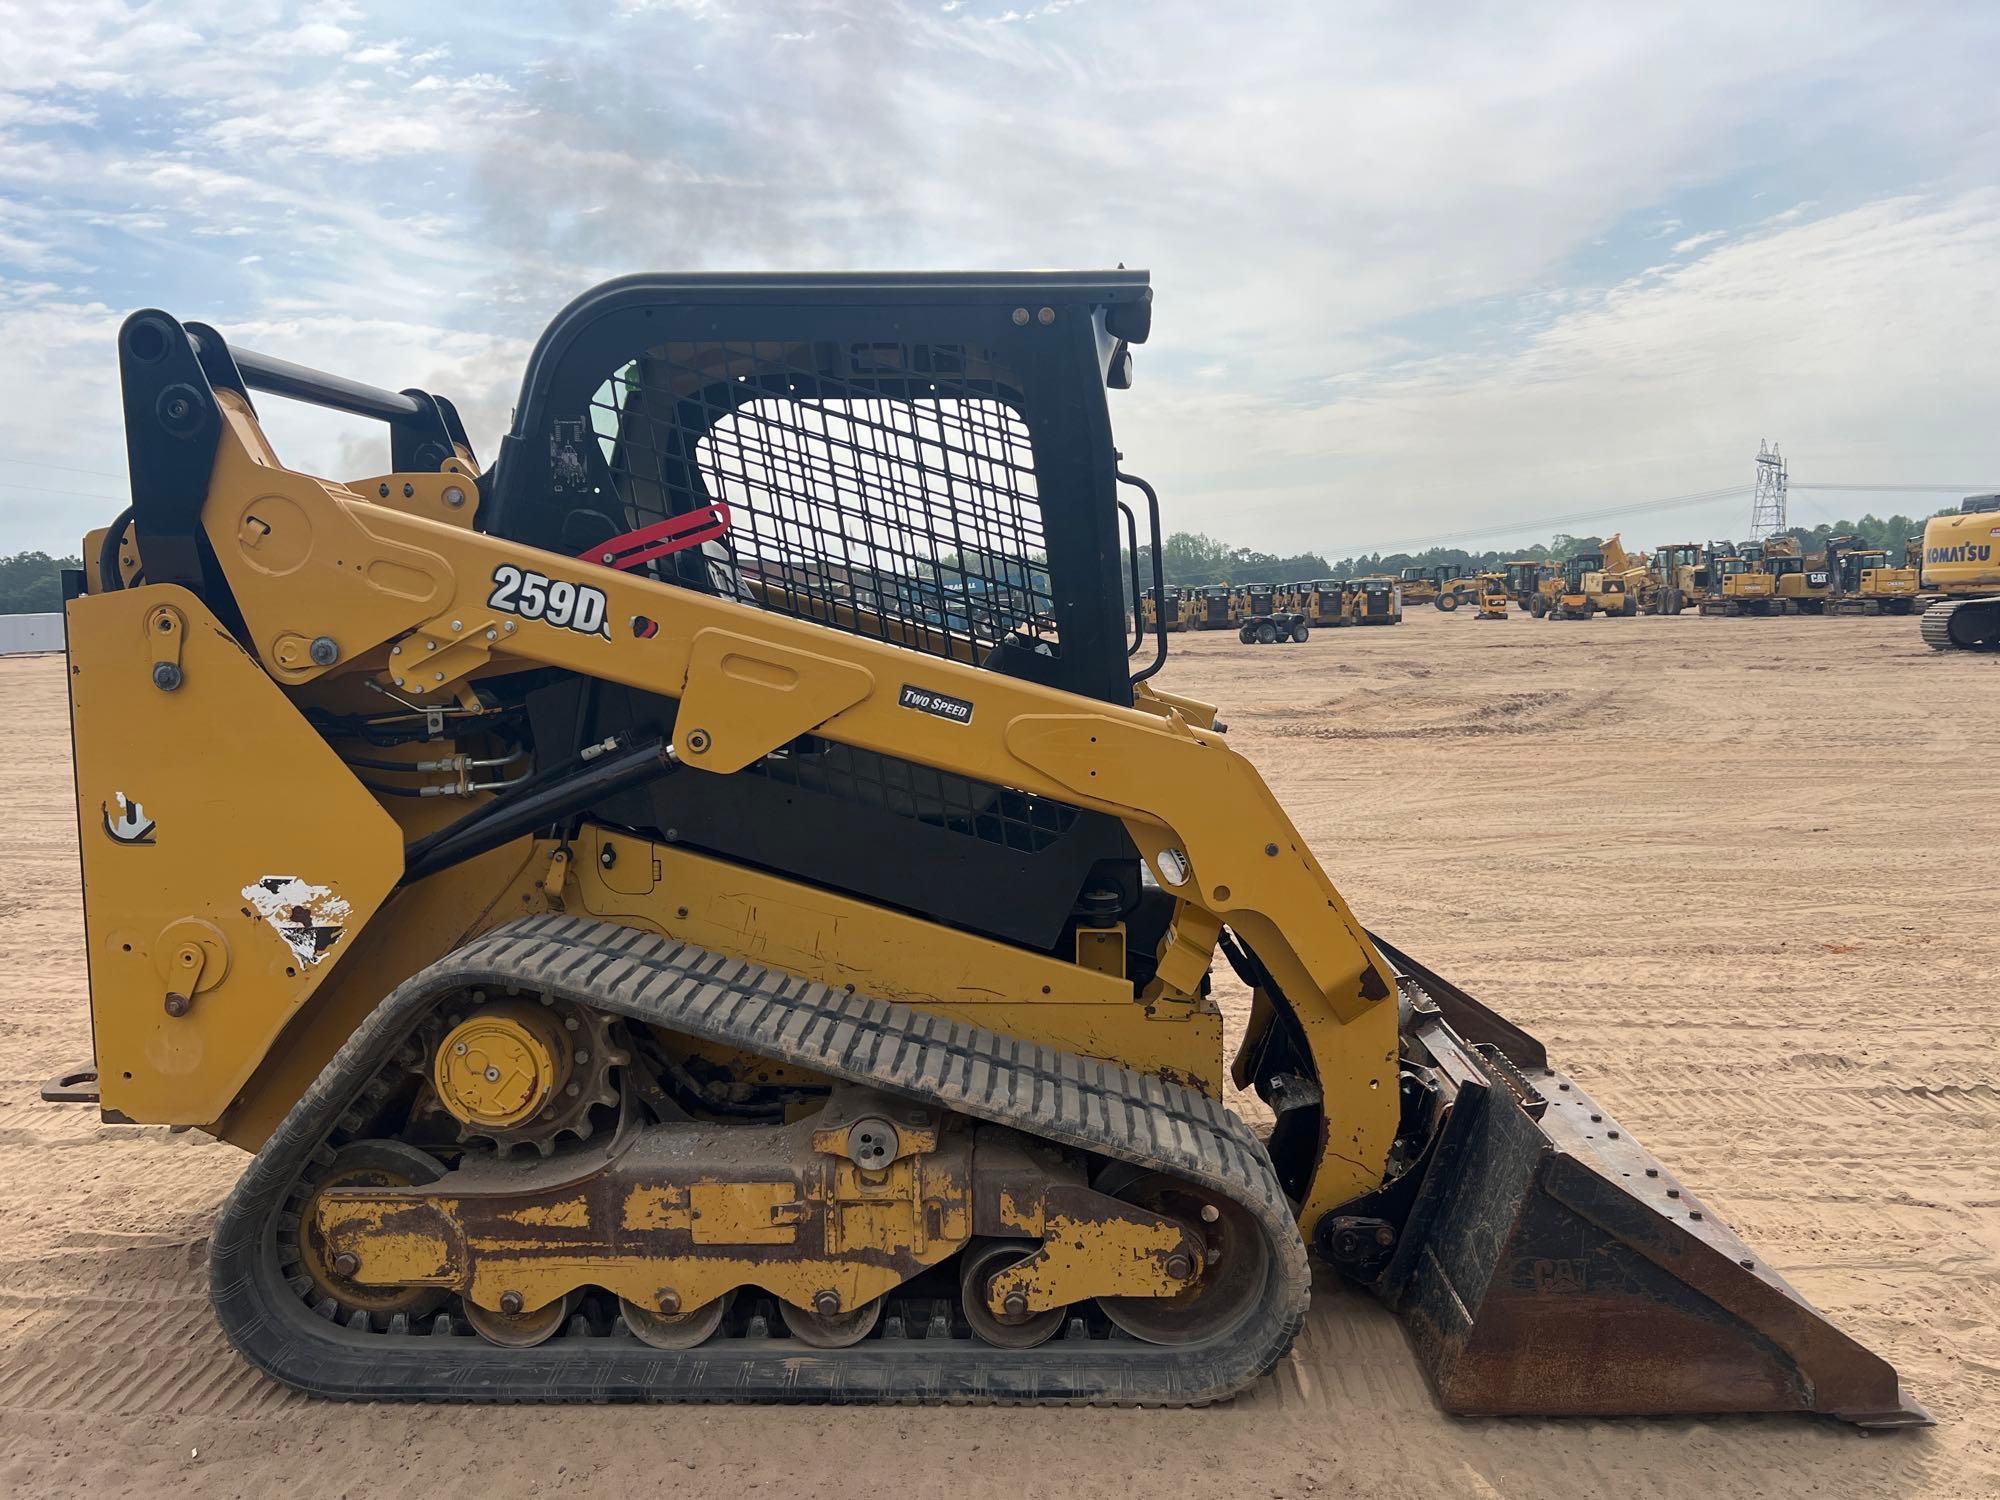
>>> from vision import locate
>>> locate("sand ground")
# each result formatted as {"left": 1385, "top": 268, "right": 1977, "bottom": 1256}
{"left": 0, "top": 605, "right": 1994, "bottom": 1498}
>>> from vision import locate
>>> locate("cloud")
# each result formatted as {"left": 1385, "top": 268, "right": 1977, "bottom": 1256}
{"left": 0, "top": 0, "right": 1996, "bottom": 562}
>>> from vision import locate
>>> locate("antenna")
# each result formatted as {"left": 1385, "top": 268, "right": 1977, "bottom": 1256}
{"left": 1749, "top": 439, "right": 1787, "bottom": 538}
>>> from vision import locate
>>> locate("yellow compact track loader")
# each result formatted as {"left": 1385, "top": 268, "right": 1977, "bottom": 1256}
{"left": 1347, "top": 574, "right": 1403, "bottom": 625}
{"left": 52, "top": 273, "right": 1922, "bottom": 1423}
{"left": 1189, "top": 583, "right": 1232, "bottom": 630}
{"left": 1141, "top": 585, "right": 1188, "bottom": 634}
{"left": 1470, "top": 572, "right": 1509, "bottom": 620}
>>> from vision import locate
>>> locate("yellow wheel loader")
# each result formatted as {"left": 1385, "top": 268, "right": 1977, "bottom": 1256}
{"left": 1920, "top": 495, "right": 2000, "bottom": 648}
{"left": 49, "top": 273, "right": 1922, "bottom": 1423}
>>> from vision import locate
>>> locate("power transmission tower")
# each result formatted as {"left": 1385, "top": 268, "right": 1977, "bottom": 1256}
{"left": 1749, "top": 439, "right": 1787, "bottom": 538}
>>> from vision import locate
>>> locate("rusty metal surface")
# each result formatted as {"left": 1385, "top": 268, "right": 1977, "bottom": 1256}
{"left": 1388, "top": 1021, "right": 1931, "bottom": 1426}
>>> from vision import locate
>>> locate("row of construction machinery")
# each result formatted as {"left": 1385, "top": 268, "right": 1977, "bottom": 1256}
{"left": 1141, "top": 577, "right": 1404, "bottom": 640}
{"left": 55, "top": 273, "right": 1924, "bottom": 1424}
{"left": 1483, "top": 534, "right": 1921, "bottom": 621}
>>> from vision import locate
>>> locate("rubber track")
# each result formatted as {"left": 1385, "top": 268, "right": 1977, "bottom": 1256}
{"left": 209, "top": 914, "right": 1310, "bottom": 1405}
{"left": 1921, "top": 598, "right": 2000, "bottom": 650}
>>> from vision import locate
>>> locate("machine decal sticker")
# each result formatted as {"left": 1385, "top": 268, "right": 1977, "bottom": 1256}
{"left": 101, "top": 792, "right": 156, "bottom": 845}
{"left": 241, "top": 876, "right": 351, "bottom": 968}
{"left": 488, "top": 564, "right": 611, "bottom": 639}
{"left": 898, "top": 684, "right": 974, "bottom": 725}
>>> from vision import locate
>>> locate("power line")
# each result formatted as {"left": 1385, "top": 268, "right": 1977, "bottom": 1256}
{"left": 0, "top": 480, "right": 129, "bottom": 504}
{"left": 0, "top": 455, "right": 125, "bottom": 481}
{"left": 1792, "top": 481, "right": 1995, "bottom": 493}
{"left": 1341, "top": 484, "right": 1750, "bottom": 556}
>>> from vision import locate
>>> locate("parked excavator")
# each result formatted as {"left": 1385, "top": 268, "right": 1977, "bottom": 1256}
{"left": 1920, "top": 495, "right": 2000, "bottom": 648}
{"left": 50, "top": 273, "right": 1923, "bottom": 1424}
{"left": 1824, "top": 536, "right": 1919, "bottom": 616}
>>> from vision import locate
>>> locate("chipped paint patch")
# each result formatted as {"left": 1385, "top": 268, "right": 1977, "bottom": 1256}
{"left": 242, "top": 876, "right": 350, "bottom": 968}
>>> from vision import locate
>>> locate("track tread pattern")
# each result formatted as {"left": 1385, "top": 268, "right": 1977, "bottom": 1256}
{"left": 209, "top": 915, "right": 1309, "bottom": 1406}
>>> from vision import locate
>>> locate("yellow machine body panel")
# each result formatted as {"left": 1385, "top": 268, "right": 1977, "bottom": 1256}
{"left": 1921, "top": 505, "right": 2000, "bottom": 596}
{"left": 65, "top": 584, "right": 403, "bottom": 1124}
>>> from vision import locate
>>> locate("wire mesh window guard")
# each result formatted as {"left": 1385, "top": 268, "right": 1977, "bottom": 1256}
{"left": 576, "top": 340, "right": 1080, "bottom": 854}
{"left": 583, "top": 342, "right": 1057, "bottom": 668}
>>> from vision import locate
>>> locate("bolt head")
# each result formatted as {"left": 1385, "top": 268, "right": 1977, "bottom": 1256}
{"left": 1001, "top": 1292, "right": 1028, "bottom": 1317}
{"left": 1011, "top": 307, "right": 1030, "bottom": 326}
{"left": 453, "top": 1041, "right": 468, "bottom": 1056}
{"left": 812, "top": 1290, "right": 841, "bottom": 1316}
{"left": 1036, "top": 306, "right": 1055, "bottom": 325}
{"left": 483, "top": 1066, "right": 501, "bottom": 1083}
{"left": 1164, "top": 1253, "right": 1193, "bottom": 1281}
{"left": 163, "top": 992, "right": 190, "bottom": 1017}
{"left": 331, "top": 1251, "right": 360, "bottom": 1278}
{"left": 1199, "top": 1203, "right": 1220, "bottom": 1223}
{"left": 443, "top": 486, "right": 467, "bottom": 508}
{"left": 498, "top": 1291, "right": 524, "bottom": 1316}
{"left": 151, "top": 661, "right": 183, "bottom": 691}
{"left": 658, "top": 1290, "right": 681, "bottom": 1315}
{"left": 309, "top": 635, "right": 340, "bottom": 666}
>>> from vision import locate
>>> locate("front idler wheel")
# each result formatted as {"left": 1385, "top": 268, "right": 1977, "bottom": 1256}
{"left": 1096, "top": 1172, "right": 1268, "bottom": 1346}
{"left": 960, "top": 1239, "right": 1067, "bottom": 1349}
{"left": 291, "top": 1139, "right": 450, "bottom": 1329}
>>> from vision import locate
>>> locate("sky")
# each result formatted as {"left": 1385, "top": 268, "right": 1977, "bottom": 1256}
{"left": 2, "top": 0, "right": 1998, "bottom": 560}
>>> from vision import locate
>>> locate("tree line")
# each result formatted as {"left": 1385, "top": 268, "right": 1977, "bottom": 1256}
{"left": 0, "top": 551, "right": 82, "bottom": 616}
{"left": 1129, "top": 511, "right": 1945, "bottom": 592}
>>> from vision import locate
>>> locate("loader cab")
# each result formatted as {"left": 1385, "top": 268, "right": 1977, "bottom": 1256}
{"left": 1503, "top": 560, "right": 1545, "bottom": 605}
{"left": 1563, "top": 552, "right": 1604, "bottom": 590}
{"left": 474, "top": 272, "right": 1170, "bottom": 958}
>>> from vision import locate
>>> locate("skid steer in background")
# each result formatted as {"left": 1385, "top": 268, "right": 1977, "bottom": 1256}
{"left": 1142, "top": 585, "right": 1189, "bottom": 634}
{"left": 51, "top": 273, "right": 1924, "bottom": 1424}
{"left": 1189, "top": 583, "right": 1232, "bottom": 630}
{"left": 1296, "top": 579, "right": 1349, "bottom": 628}
{"left": 1919, "top": 495, "right": 2000, "bottom": 648}
{"left": 1347, "top": 574, "right": 1403, "bottom": 625}
{"left": 1470, "top": 572, "right": 1509, "bottom": 620}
